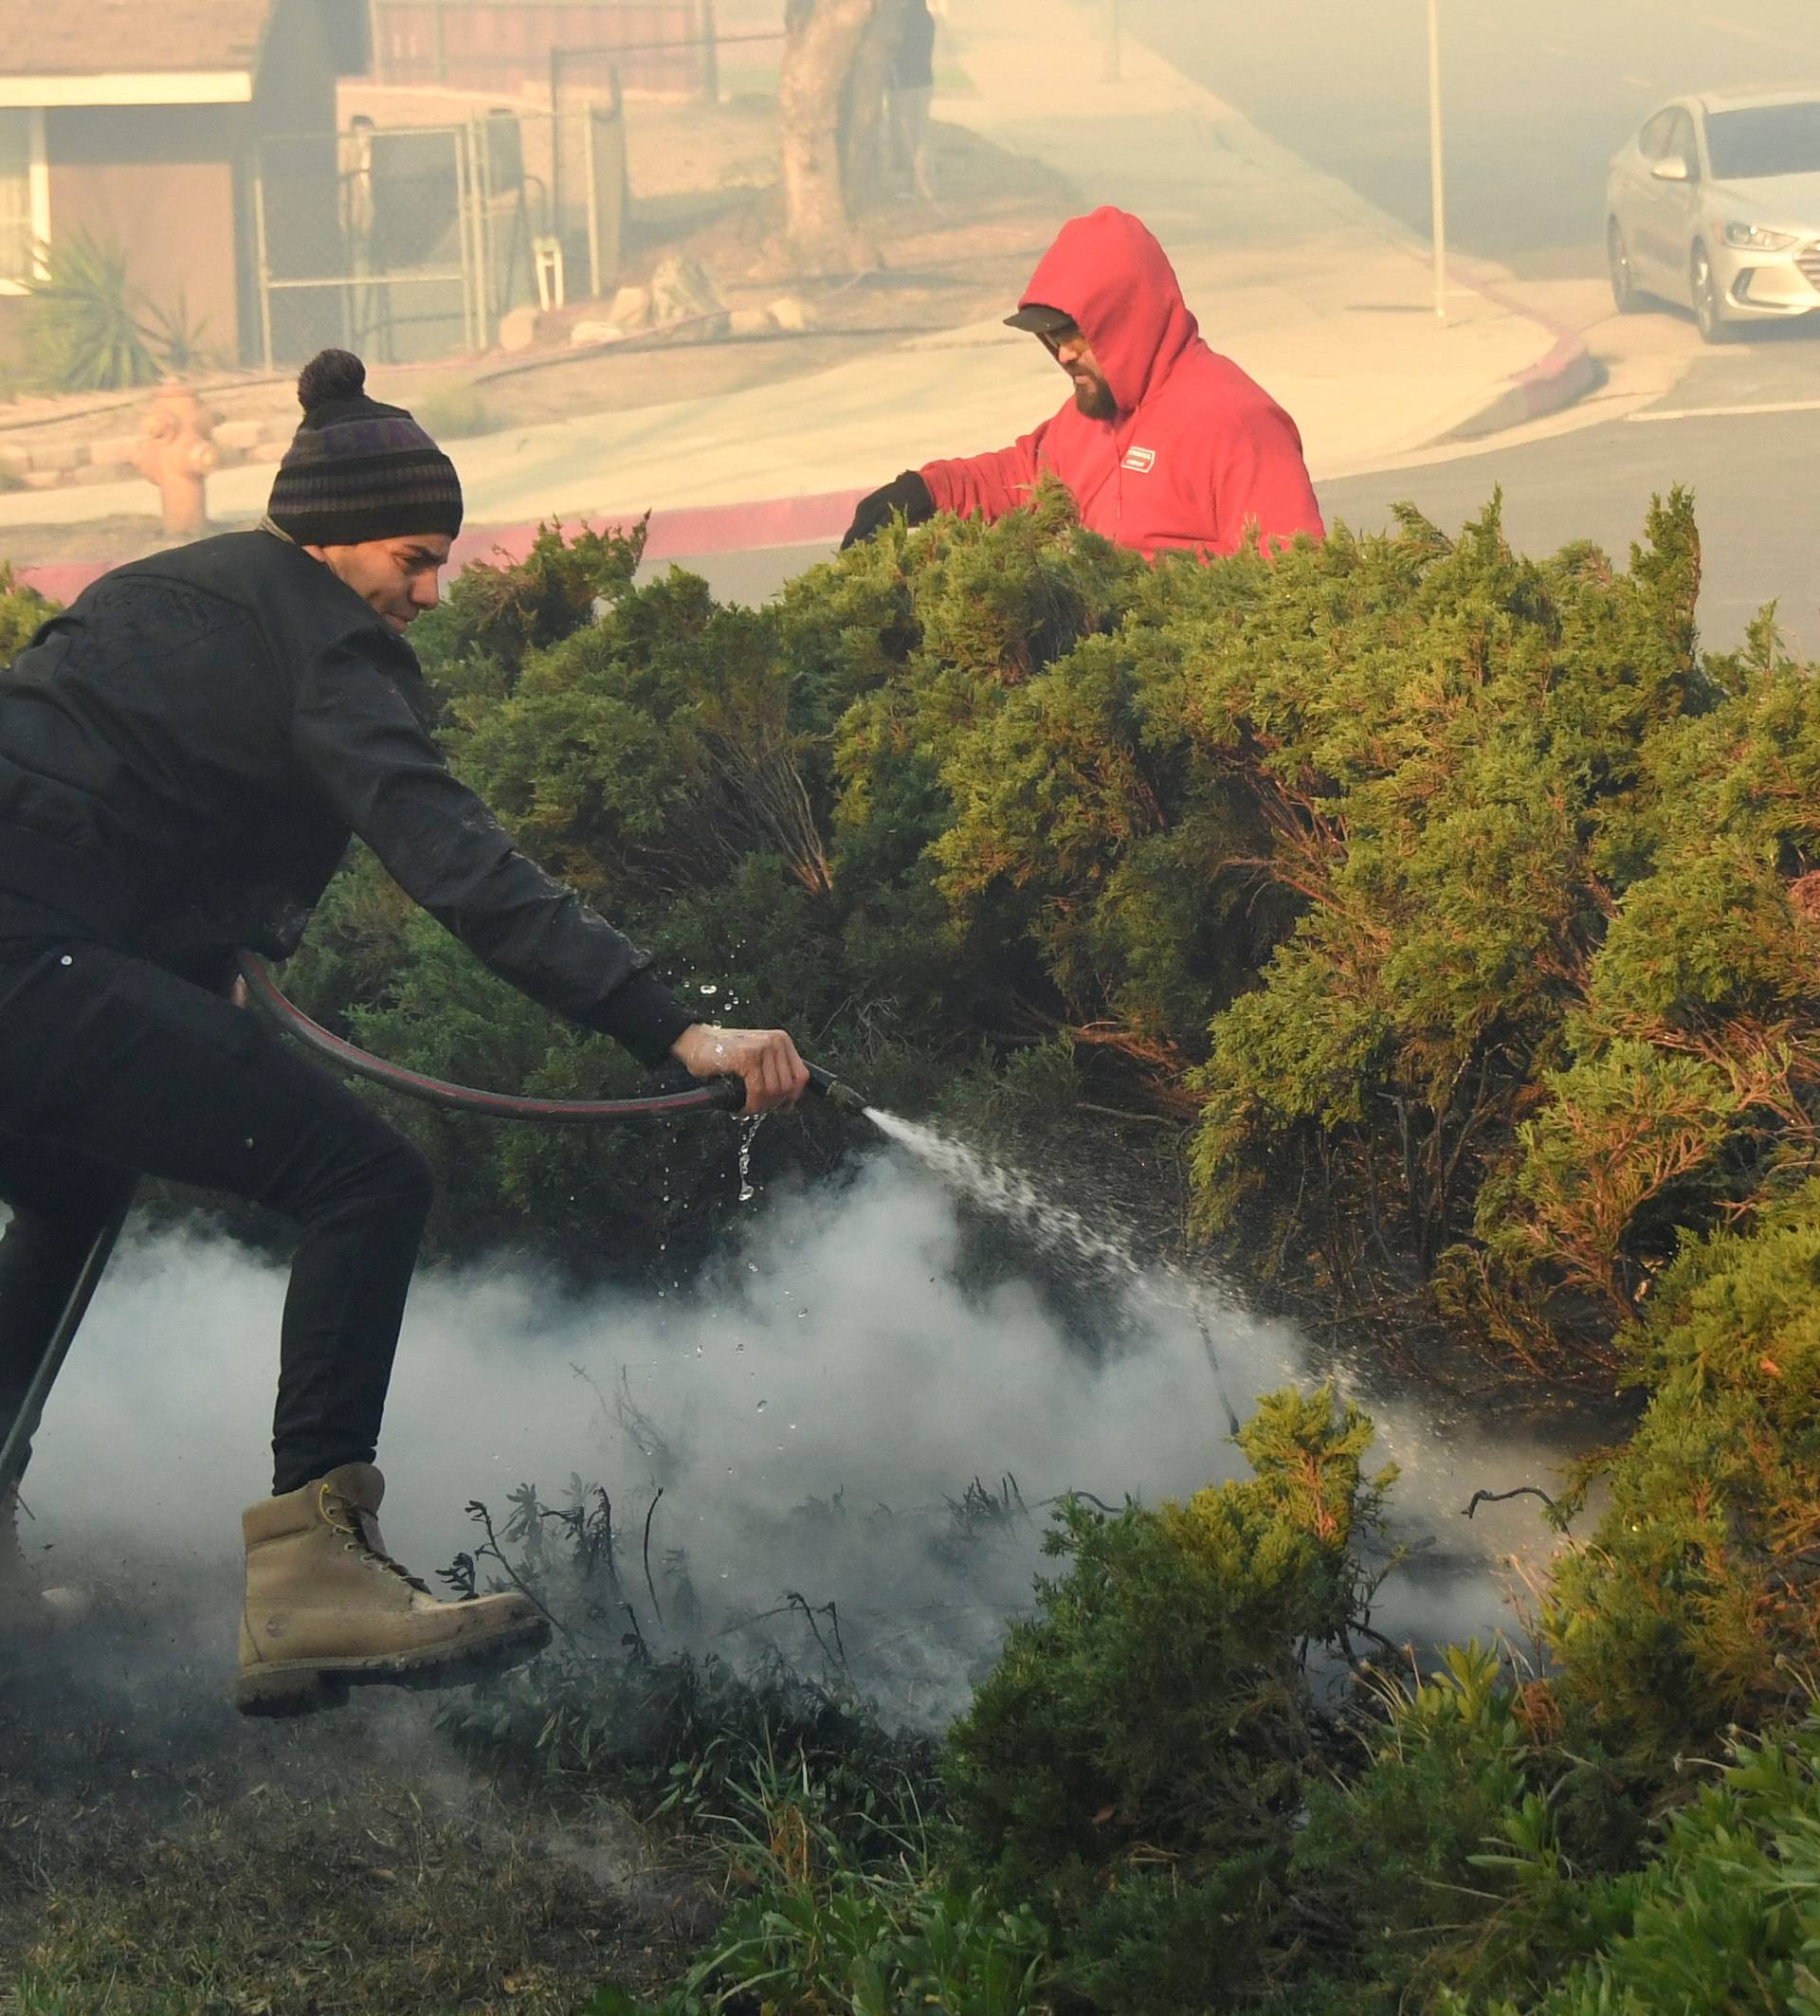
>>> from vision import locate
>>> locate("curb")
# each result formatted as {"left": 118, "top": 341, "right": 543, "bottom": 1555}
{"left": 16, "top": 487, "right": 870, "bottom": 606}
{"left": 1442, "top": 276, "right": 1600, "bottom": 443}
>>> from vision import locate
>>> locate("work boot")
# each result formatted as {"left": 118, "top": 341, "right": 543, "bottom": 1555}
{"left": 236, "top": 1462, "right": 550, "bottom": 1716}
{"left": 0, "top": 1487, "right": 89, "bottom": 1634}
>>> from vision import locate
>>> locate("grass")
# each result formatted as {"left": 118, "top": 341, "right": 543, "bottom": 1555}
{"left": 0, "top": 1587, "right": 715, "bottom": 2016}
{"left": 0, "top": 1473, "right": 1026, "bottom": 2014}
{"left": 9, "top": 1780, "right": 637, "bottom": 2014}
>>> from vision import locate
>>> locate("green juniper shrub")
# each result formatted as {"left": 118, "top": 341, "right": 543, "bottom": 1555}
{"left": 1544, "top": 1177, "right": 1820, "bottom": 1753}
{"left": 1282, "top": 1644, "right": 1645, "bottom": 2015}
{"left": 0, "top": 565, "right": 55, "bottom": 660}
{"left": 1187, "top": 493, "right": 1723, "bottom": 1373}
{"left": 941, "top": 1387, "right": 1392, "bottom": 2009}
{"left": 1452, "top": 1713, "right": 1820, "bottom": 2016}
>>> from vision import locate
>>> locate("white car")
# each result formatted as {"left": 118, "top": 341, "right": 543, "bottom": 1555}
{"left": 1605, "top": 89, "right": 1820, "bottom": 341}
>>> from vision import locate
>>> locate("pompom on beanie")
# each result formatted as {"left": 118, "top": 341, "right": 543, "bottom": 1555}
{"left": 266, "top": 349, "right": 463, "bottom": 546}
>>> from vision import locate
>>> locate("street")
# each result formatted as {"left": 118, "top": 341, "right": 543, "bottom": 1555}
{"left": 1322, "top": 401, "right": 1820, "bottom": 658}
{"left": 1123, "top": 0, "right": 1820, "bottom": 275}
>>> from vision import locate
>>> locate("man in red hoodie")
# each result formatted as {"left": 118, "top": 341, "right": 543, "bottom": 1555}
{"left": 843, "top": 207, "right": 1324, "bottom": 560}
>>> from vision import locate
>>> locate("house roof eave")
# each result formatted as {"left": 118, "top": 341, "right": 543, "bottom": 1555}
{"left": 0, "top": 69, "right": 254, "bottom": 107}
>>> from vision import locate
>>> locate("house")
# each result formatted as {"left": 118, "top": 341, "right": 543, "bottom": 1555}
{"left": 0, "top": 0, "right": 368, "bottom": 368}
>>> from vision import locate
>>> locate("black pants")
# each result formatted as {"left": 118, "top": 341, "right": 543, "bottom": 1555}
{"left": 0, "top": 940, "right": 433, "bottom": 1496}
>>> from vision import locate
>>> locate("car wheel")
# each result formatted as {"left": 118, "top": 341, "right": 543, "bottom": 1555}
{"left": 1691, "top": 242, "right": 1731, "bottom": 343}
{"left": 1608, "top": 220, "right": 1642, "bottom": 312}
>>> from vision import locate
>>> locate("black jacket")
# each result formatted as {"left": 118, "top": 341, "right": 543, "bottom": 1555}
{"left": 0, "top": 530, "right": 695, "bottom": 1065}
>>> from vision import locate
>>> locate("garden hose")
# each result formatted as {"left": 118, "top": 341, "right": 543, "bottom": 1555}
{"left": 235, "top": 954, "right": 870, "bottom": 1123}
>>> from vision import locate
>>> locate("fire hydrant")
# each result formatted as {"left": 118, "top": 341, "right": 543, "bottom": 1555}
{"left": 133, "top": 381, "right": 219, "bottom": 541}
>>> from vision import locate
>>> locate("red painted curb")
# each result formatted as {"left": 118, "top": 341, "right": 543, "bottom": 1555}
{"left": 1450, "top": 272, "right": 1598, "bottom": 436}
{"left": 17, "top": 486, "right": 870, "bottom": 606}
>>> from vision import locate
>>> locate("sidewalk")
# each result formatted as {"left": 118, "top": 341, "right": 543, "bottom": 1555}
{"left": 0, "top": 0, "right": 1588, "bottom": 561}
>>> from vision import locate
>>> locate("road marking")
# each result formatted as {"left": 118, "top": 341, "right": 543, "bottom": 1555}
{"left": 1629, "top": 396, "right": 1820, "bottom": 423}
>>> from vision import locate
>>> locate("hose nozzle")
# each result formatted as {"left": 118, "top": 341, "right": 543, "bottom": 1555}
{"left": 806, "top": 1061, "right": 870, "bottom": 1119}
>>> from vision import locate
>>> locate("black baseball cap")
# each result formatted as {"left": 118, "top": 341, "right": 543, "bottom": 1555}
{"left": 1004, "top": 301, "right": 1077, "bottom": 336}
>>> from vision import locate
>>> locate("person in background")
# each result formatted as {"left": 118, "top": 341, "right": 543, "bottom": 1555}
{"left": 887, "top": 0, "right": 937, "bottom": 200}
{"left": 843, "top": 206, "right": 1325, "bottom": 560}
{"left": 0, "top": 349, "right": 809, "bottom": 1710}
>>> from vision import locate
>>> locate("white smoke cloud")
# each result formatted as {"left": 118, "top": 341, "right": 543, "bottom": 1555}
{"left": 17, "top": 1146, "right": 1565, "bottom": 1716}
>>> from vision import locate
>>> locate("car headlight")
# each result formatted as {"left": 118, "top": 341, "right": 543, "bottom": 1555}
{"left": 1720, "top": 221, "right": 1800, "bottom": 251}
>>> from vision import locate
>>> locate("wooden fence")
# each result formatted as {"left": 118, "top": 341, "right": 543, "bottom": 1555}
{"left": 369, "top": 0, "right": 716, "bottom": 98}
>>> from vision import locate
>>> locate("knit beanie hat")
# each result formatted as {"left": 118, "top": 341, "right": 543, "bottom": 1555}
{"left": 266, "top": 349, "right": 463, "bottom": 546}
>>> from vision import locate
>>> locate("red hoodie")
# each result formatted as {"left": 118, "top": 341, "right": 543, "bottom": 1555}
{"left": 919, "top": 209, "right": 1324, "bottom": 560}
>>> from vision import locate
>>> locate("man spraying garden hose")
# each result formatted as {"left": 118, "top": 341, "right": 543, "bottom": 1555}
{"left": 0, "top": 348, "right": 810, "bottom": 1712}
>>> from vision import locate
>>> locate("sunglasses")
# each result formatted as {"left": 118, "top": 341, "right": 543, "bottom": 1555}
{"left": 1038, "top": 321, "right": 1083, "bottom": 356}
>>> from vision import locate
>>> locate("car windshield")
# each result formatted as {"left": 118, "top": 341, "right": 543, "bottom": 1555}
{"left": 1705, "top": 102, "right": 1820, "bottom": 179}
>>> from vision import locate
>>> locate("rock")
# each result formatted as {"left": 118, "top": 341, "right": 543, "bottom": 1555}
{"left": 570, "top": 318, "right": 627, "bottom": 347}
{"left": 647, "top": 253, "right": 722, "bottom": 329}
{"left": 22, "top": 468, "right": 63, "bottom": 489}
{"left": 728, "top": 306, "right": 775, "bottom": 337}
{"left": 245, "top": 441, "right": 289, "bottom": 463}
{"left": 498, "top": 303, "right": 541, "bottom": 353}
{"left": 668, "top": 310, "right": 731, "bottom": 345}
{"left": 604, "top": 283, "right": 650, "bottom": 331}
{"left": 767, "top": 295, "right": 816, "bottom": 333}
{"left": 0, "top": 444, "right": 29, "bottom": 478}
{"left": 28, "top": 441, "right": 85, "bottom": 474}
{"left": 88, "top": 433, "right": 141, "bottom": 468}
{"left": 212, "top": 418, "right": 264, "bottom": 452}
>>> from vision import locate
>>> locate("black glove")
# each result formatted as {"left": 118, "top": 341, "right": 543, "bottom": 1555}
{"left": 841, "top": 469, "right": 937, "bottom": 550}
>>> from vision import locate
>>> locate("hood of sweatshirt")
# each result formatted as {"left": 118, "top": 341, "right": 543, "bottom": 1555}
{"left": 1015, "top": 207, "right": 1199, "bottom": 416}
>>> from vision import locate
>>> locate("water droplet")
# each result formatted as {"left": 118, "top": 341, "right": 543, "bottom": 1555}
{"left": 755, "top": 1399, "right": 767, "bottom": 1412}
{"left": 698, "top": 983, "right": 719, "bottom": 996}
{"left": 736, "top": 1115, "right": 765, "bottom": 1204}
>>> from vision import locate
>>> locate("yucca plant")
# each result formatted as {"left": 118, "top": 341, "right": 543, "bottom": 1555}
{"left": 140, "top": 287, "right": 220, "bottom": 377}
{"left": 23, "top": 228, "right": 160, "bottom": 390}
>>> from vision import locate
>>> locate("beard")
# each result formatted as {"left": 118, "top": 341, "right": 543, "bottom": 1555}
{"left": 1070, "top": 368, "right": 1118, "bottom": 421}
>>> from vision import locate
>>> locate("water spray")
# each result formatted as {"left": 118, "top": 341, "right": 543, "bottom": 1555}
{"left": 0, "top": 957, "right": 875, "bottom": 1506}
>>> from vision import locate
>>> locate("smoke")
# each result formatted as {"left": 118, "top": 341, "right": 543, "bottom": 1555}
{"left": 17, "top": 1141, "right": 1566, "bottom": 1720}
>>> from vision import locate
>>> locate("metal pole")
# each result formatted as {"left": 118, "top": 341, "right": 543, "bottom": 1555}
{"left": 550, "top": 45, "right": 564, "bottom": 233}
{"left": 700, "top": 0, "right": 720, "bottom": 105}
{"left": 1427, "top": 0, "right": 1447, "bottom": 321}
{"left": 252, "top": 148, "right": 276, "bottom": 372}
{"left": 0, "top": 1192, "right": 135, "bottom": 1507}
{"left": 583, "top": 104, "right": 602, "bottom": 300}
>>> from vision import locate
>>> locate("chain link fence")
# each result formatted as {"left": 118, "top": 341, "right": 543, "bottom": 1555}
{"left": 251, "top": 103, "right": 626, "bottom": 368}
